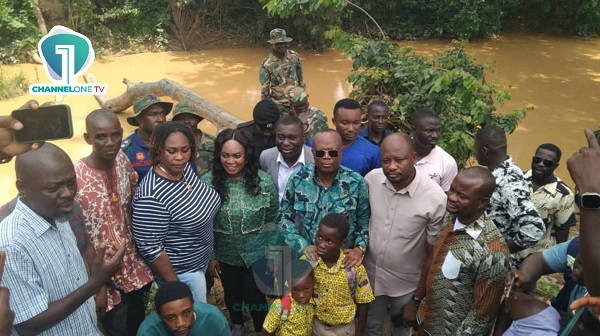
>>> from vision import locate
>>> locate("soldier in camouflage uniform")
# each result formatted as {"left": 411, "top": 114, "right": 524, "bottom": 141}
{"left": 286, "top": 86, "right": 328, "bottom": 140}
{"left": 171, "top": 102, "right": 215, "bottom": 176}
{"left": 259, "top": 28, "right": 305, "bottom": 116}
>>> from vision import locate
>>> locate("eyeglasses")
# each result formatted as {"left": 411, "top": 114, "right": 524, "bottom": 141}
{"left": 532, "top": 156, "right": 555, "bottom": 167}
{"left": 314, "top": 150, "right": 339, "bottom": 158}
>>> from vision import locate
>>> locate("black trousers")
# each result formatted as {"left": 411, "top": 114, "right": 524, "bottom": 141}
{"left": 219, "top": 262, "right": 267, "bottom": 332}
{"left": 100, "top": 282, "right": 152, "bottom": 336}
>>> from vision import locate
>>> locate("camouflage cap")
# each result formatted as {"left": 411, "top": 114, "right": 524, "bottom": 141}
{"left": 127, "top": 94, "right": 173, "bottom": 126}
{"left": 170, "top": 101, "right": 203, "bottom": 121}
{"left": 267, "top": 28, "right": 293, "bottom": 44}
{"left": 286, "top": 86, "right": 308, "bottom": 106}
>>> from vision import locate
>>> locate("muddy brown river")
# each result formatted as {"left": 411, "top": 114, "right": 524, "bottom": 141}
{"left": 1, "top": 33, "right": 599, "bottom": 204}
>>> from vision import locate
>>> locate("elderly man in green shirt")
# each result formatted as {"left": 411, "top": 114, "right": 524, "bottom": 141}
{"left": 277, "top": 129, "right": 370, "bottom": 267}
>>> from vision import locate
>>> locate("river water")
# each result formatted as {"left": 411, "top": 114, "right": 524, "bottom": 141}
{"left": 0, "top": 33, "right": 598, "bottom": 204}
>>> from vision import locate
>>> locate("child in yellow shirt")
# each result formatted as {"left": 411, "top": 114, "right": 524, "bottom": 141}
{"left": 308, "top": 213, "right": 375, "bottom": 336}
{"left": 262, "top": 260, "right": 315, "bottom": 336}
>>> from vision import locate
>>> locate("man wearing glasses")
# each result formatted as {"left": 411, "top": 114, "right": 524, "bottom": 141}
{"left": 278, "top": 129, "right": 370, "bottom": 266}
{"left": 474, "top": 125, "right": 545, "bottom": 257}
{"left": 516, "top": 144, "right": 576, "bottom": 261}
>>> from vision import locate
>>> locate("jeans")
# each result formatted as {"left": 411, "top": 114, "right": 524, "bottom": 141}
{"left": 155, "top": 265, "right": 208, "bottom": 303}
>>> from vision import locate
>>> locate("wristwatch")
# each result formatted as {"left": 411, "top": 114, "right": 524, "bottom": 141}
{"left": 412, "top": 296, "right": 422, "bottom": 307}
{"left": 575, "top": 192, "right": 600, "bottom": 209}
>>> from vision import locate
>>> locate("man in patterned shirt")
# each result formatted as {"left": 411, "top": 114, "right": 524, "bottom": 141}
{"left": 417, "top": 167, "right": 510, "bottom": 336}
{"left": 278, "top": 129, "right": 370, "bottom": 266}
{"left": 259, "top": 28, "right": 305, "bottom": 115}
{"left": 285, "top": 86, "right": 328, "bottom": 140}
{"left": 75, "top": 110, "right": 154, "bottom": 335}
{"left": 171, "top": 102, "right": 215, "bottom": 176}
{"left": 517, "top": 143, "right": 576, "bottom": 261}
{"left": 474, "top": 125, "right": 545, "bottom": 254}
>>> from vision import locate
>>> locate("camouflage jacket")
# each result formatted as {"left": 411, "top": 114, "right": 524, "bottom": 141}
{"left": 195, "top": 130, "right": 215, "bottom": 176}
{"left": 298, "top": 106, "right": 328, "bottom": 139}
{"left": 259, "top": 50, "right": 305, "bottom": 109}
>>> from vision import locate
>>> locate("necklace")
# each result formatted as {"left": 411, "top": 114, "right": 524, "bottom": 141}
{"left": 158, "top": 164, "right": 193, "bottom": 191}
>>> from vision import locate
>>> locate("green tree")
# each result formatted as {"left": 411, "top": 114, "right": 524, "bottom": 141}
{"left": 326, "top": 29, "right": 528, "bottom": 168}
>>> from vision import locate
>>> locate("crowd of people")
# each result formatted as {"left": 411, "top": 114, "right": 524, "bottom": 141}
{"left": 0, "top": 27, "right": 599, "bottom": 336}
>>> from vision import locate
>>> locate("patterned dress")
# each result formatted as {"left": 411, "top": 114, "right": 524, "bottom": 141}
{"left": 417, "top": 214, "right": 510, "bottom": 335}
{"left": 259, "top": 49, "right": 305, "bottom": 115}
{"left": 74, "top": 151, "right": 153, "bottom": 311}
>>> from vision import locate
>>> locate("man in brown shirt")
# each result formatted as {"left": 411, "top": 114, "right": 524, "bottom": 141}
{"left": 364, "top": 133, "right": 446, "bottom": 336}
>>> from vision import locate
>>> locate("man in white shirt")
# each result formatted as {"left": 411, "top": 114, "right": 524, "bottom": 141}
{"left": 260, "top": 116, "right": 314, "bottom": 202}
{"left": 411, "top": 108, "right": 457, "bottom": 191}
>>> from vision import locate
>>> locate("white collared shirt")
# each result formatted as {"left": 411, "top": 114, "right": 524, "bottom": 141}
{"left": 276, "top": 147, "right": 307, "bottom": 202}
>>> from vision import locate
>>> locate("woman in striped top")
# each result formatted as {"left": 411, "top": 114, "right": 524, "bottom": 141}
{"left": 131, "top": 122, "right": 221, "bottom": 303}
{"left": 203, "top": 128, "right": 278, "bottom": 336}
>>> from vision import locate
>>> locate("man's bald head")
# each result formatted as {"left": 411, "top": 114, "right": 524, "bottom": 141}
{"left": 85, "top": 109, "right": 119, "bottom": 132}
{"left": 381, "top": 132, "right": 415, "bottom": 152}
{"left": 15, "top": 143, "right": 77, "bottom": 220}
{"left": 313, "top": 129, "right": 341, "bottom": 148}
{"left": 475, "top": 125, "right": 507, "bottom": 150}
{"left": 458, "top": 166, "right": 496, "bottom": 198}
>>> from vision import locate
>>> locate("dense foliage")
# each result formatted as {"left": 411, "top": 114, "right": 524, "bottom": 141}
{"left": 325, "top": 29, "right": 527, "bottom": 168}
{"left": 0, "top": 0, "right": 599, "bottom": 62}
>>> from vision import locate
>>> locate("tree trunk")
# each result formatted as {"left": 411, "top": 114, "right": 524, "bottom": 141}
{"left": 32, "top": 0, "right": 48, "bottom": 35}
{"left": 83, "top": 74, "right": 244, "bottom": 130}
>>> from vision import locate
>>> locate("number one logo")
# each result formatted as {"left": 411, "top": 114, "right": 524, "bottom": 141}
{"left": 55, "top": 45, "right": 75, "bottom": 85}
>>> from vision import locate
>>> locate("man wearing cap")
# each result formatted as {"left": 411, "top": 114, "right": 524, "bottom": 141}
{"left": 286, "top": 86, "right": 328, "bottom": 140}
{"left": 122, "top": 94, "right": 172, "bottom": 181}
{"left": 171, "top": 102, "right": 216, "bottom": 176}
{"left": 259, "top": 28, "right": 305, "bottom": 115}
{"left": 237, "top": 100, "right": 280, "bottom": 160}
{"left": 137, "top": 281, "right": 229, "bottom": 336}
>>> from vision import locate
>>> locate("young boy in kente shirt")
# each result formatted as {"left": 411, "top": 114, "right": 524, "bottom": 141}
{"left": 262, "top": 260, "right": 316, "bottom": 336}
{"left": 307, "top": 213, "right": 374, "bottom": 336}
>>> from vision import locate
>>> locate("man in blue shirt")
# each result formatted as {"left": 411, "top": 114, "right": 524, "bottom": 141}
{"left": 358, "top": 100, "right": 392, "bottom": 146}
{"left": 137, "top": 281, "right": 229, "bottom": 336}
{"left": 121, "top": 94, "right": 172, "bottom": 181}
{"left": 309, "top": 98, "right": 380, "bottom": 176}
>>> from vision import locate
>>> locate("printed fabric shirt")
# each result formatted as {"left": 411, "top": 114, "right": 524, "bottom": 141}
{"left": 0, "top": 200, "right": 102, "bottom": 336}
{"left": 137, "top": 302, "right": 230, "bottom": 336}
{"left": 311, "top": 251, "right": 374, "bottom": 326}
{"left": 486, "top": 157, "right": 545, "bottom": 249}
{"left": 74, "top": 152, "right": 153, "bottom": 311}
{"left": 259, "top": 49, "right": 305, "bottom": 112}
{"left": 195, "top": 130, "right": 215, "bottom": 176}
{"left": 298, "top": 106, "right": 328, "bottom": 139}
{"left": 201, "top": 170, "right": 278, "bottom": 267}
{"left": 417, "top": 214, "right": 510, "bottom": 336}
{"left": 278, "top": 164, "right": 370, "bottom": 252}
{"left": 263, "top": 297, "right": 315, "bottom": 336}
{"left": 516, "top": 170, "right": 576, "bottom": 260}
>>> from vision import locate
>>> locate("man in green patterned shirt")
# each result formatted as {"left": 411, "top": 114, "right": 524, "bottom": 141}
{"left": 259, "top": 28, "right": 305, "bottom": 116}
{"left": 171, "top": 102, "right": 215, "bottom": 176}
{"left": 417, "top": 167, "right": 510, "bottom": 336}
{"left": 286, "top": 86, "right": 328, "bottom": 140}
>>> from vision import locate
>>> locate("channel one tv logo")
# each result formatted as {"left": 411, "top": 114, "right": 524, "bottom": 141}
{"left": 29, "top": 25, "right": 107, "bottom": 95}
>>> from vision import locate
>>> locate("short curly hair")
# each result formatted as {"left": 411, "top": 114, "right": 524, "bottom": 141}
{"left": 149, "top": 121, "right": 197, "bottom": 167}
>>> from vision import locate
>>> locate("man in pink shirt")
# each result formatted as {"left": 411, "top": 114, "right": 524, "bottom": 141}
{"left": 411, "top": 108, "right": 457, "bottom": 192}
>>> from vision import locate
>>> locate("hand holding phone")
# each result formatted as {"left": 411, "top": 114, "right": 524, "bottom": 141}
{"left": 11, "top": 104, "right": 73, "bottom": 143}
{"left": 0, "top": 100, "right": 47, "bottom": 158}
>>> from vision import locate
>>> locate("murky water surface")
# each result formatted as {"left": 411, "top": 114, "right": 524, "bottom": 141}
{"left": 1, "top": 33, "right": 599, "bottom": 203}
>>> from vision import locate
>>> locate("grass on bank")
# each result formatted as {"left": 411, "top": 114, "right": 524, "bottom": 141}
{"left": 0, "top": 66, "right": 29, "bottom": 100}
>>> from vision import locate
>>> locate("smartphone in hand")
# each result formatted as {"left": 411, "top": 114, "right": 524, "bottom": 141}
{"left": 12, "top": 105, "right": 73, "bottom": 143}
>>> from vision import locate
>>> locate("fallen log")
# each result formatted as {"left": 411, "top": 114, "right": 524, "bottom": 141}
{"left": 83, "top": 74, "right": 244, "bottom": 130}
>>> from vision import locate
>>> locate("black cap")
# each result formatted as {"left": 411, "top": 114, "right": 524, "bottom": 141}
{"left": 253, "top": 100, "right": 280, "bottom": 130}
